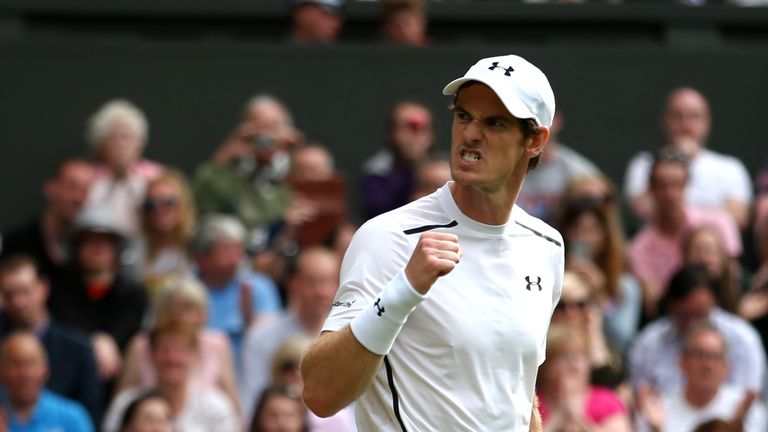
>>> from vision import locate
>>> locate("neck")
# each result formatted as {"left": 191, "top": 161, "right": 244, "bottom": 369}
{"left": 158, "top": 381, "right": 187, "bottom": 417}
{"left": 200, "top": 273, "right": 233, "bottom": 288}
{"left": 655, "top": 208, "right": 686, "bottom": 236}
{"left": 450, "top": 180, "right": 522, "bottom": 225}
{"left": 10, "top": 395, "right": 39, "bottom": 422}
{"left": 685, "top": 385, "right": 717, "bottom": 408}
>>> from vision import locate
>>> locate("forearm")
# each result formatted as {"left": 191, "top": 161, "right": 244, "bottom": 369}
{"left": 301, "top": 327, "right": 383, "bottom": 417}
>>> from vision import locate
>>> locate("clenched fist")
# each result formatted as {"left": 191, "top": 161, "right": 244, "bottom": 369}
{"left": 405, "top": 232, "right": 462, "bottom": 294}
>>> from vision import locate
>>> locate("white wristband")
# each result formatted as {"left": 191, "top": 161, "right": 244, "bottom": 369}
{"left": 350, "top": 270, "right": 426, "bottom": 355}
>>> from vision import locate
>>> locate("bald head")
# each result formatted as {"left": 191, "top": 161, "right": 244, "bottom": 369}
{"left": 289, "top": 247, "right": 340, "bottom": 321}
{"left": 0, "top": 331, "right": 49, "bottom": 406}
{"left": 663, "top": 87, "right": 711, "bottom": 150}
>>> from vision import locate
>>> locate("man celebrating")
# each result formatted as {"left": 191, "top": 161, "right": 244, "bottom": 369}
{"left": 301, "top": 54, "right": 564, "bottom": 431}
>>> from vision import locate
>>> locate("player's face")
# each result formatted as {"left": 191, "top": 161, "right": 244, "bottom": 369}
{"left": 450, "top": 84, "right": 540, "bottom": 194}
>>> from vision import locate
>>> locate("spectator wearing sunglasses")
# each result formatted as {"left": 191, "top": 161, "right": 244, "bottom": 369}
{"left": 360, "top": 100, "right": 435, "bottom": 220}
{"left": 553, "top": 177, "right": 642, "bottom": 356}
{"left": 138, "top": 169, "right": 196, "bottom": 299}
{"left": 551, "top": 271, "right": 627, "bottom": 391}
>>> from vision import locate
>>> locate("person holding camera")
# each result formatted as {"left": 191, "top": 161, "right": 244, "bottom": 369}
{"left": 192, "top": 94, "right": 313, "bottom": 255}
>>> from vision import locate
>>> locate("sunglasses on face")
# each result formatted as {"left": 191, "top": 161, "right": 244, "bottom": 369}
{"left": 143, "top": 196, "right": 180, "bottom": 211}
{"left": 555, "top": 300, "right": 590, "bottom": 312}
{"left": 683, "top": 348, "right": 725, "bottom": 362}
{"left": 280, "top": 359, "right": 300, "bottom": 373}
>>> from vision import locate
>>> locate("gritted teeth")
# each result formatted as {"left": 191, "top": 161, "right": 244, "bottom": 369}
{"left": 461, "top": 151, "right": 480, "bottom": 162}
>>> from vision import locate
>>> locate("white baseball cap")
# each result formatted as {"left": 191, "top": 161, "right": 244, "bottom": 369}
{"left": 442, "top": 54, "right": 555, "bottom": 128}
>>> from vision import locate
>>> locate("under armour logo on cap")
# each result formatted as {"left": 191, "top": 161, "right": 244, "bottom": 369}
{"left": 442, "top": 54, "right": 556, "bottom": 128}
{"left": 488, "top": 62, "right": 514, "bottom": 76}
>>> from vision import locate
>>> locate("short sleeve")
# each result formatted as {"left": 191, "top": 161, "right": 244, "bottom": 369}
{"left": 322, "top": 219, "right": 411, "bottom": 333}
{"left": 725, "top": 156, "right": 754, "bottom": 203}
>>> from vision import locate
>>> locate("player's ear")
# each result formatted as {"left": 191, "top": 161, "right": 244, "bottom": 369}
{"left": 526, "top": 126, "right": 549, "bottom": 158}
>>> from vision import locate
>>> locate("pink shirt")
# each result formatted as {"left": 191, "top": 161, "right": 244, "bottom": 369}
{"left": 125, "top": 329, "right": 231, "bottom": 390}
{"left": 539, "top": 387, "right": 627, "bottom": 425}
{"left": 629, "top": 206, "right": 742, "bottom": 297}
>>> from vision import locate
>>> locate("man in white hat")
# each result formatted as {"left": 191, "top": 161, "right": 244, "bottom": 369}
{"left": 301, "top": 55, "right": 563, "bottom": 431}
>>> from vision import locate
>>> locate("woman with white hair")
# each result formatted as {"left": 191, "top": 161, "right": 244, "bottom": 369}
{"left": 86, "top": 99, "right": 164, "bottom": 233}
{"left": 116, "top": 276, "right": 239, "bottom": 412}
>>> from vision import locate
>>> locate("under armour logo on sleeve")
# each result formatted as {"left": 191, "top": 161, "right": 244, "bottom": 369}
{"left": 488, "top": 62, "right": 514, "bottom": 76}
{"left": 374, "top": 298, "right": 386, "bottom": 316}
{"left": 525, "top": 276, "right": 542, "bottom": 291}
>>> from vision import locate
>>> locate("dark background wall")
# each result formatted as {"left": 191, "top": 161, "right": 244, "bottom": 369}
{"left": 1, "top": 1, "right": 767, "bottom": 228}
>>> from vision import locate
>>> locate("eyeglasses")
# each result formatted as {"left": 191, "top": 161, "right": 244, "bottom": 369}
{"left": 555, "top": 300, "right": 590, "bottom": 312}
{"left": 683, "top": 348, "right": 725, "bottom": 362}
{"left": 280, "top": 359, "right": 300, "bottom": 373}
{"left": 143, "top": 196, "right": 180, "bottom": 212}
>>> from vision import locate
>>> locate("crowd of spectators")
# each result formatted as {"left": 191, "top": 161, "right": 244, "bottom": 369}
{"left": 1, "top": 2, "right": 768, "bottom": 430}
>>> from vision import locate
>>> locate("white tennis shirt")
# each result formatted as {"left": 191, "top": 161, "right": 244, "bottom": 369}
{"left": 323, "top": 182, "right": 564, "bottom": 431}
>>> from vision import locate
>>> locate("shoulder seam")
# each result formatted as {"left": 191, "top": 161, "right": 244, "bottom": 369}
{"left": 514, "top": 221, "right": 562, "bottom": 247}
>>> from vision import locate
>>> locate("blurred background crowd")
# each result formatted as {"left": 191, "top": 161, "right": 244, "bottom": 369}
{"left": 1, "top": 0, "right": 768, "bottom": 431}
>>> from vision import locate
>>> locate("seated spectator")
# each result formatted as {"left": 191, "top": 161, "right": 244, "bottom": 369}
{"left": 192, "top": 94, "right": 302, "bottom": 250}
{"left": 249, "top": 386, "right": 309, "bottom": 432}
{"left": 623, "top": 87, "right": 752, "bottom": 228}
{"left": 0, "top": 158, "right": 95, "bottom": 280}
{"left": 118, "top": 276, "right": 238, "bottom": 411}
{"left": 241, "top": 246, "right": 338, "bottom": 421}
{"left": 551, "top": 272, "right": 626, "bottom": 390}
{"left": 684, "top": 226, "right": 748, "bottom": 314}
{"left": 253, "top": 143, "right": 348, "bottom": 287}
{"left": 629, "top": 148, "right": 742, "bottom": 320}
{"left": 553, "top": 189, "right": 642, "bottom": 355}
{"left": 190, "top": 214, "right": 281, "bottom": 359}
{"left": 518, "top": 111, "right": 601, "bottom": 222}
{"left": 629, "top": 265, "right": 765, "bottom": 395}
{"left": 410, "top": 151, "right": 451, "bottom": 201}
{"left": 118, "top": 391, "right": 173, "bottom": 432}
{"left": 267, "top": 335, "right": 355, "bottom": 432}
{"left": 0, "top": 331, "right": 94, "bottom": 431}
{"left": 0, "top": 255, "right": 103, "bottom": 422}
{"left": 380, "top": 0, "right": 429, "bottom": 47}
{"left": 360, "top": 100, "right": 434, "bottom": 220}
{"left": 103, "top": 322, "right": 238, "bottom": 432}
{"left": 537, "top": 323, "right": 632, "bottom": 432}
{"left": 290, "top": 0, "right": 343, "bottom": 44}
{"left": 49, "top": 206, "right": 148, "bottom": 381}
{"left": 636, "top": 323, "right": 767, "bottom": 432}
{"left": 85, "top": 99, "right": 164, "bottom": 234}
{"left": 138, "top": 169, "right": 196, "bottom": 297}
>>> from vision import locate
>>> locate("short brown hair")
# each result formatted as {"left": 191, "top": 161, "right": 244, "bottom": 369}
{"left": 0, "top": 255, "right": 41, "bottom": 282}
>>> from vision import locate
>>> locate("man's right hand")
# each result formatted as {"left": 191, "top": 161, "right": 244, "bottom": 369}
{"left": 405, "top": 232, "right": 461, "bottom": 294}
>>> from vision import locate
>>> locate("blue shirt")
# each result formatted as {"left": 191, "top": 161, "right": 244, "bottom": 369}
{"left": 6, "top": 389, "right": 94, "bottom": 432}
{"left": 205, "top": 269, "right": 281, "bottom": 360}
